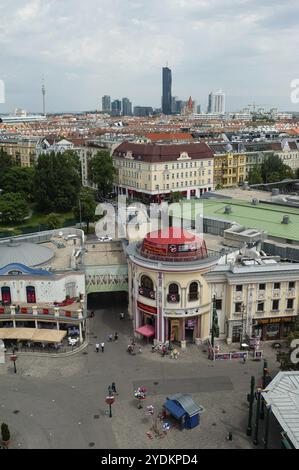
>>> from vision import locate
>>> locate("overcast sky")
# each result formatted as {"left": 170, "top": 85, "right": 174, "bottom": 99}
{"left": 0, "top": 0, "right": 298, "bottom": 113}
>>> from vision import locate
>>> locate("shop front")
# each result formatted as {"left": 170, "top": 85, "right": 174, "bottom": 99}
{"left": 136, "top": 301, "right": 157, "bottom": 341}
{"left": 254, "top": 317, "right": 296, "bottom": 341}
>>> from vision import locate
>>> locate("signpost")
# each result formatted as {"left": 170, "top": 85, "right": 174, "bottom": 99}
{"left": 105, "top": 395, "right": 115, "bottom": 418}
{"left": 10, "top": 354, "right": 17, "bottom": 374}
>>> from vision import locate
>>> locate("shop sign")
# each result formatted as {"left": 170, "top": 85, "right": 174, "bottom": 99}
{"left": 137, "top": 301, "right": 157, "bottom": 315}
{"left": 257, "top": 317, "right": 294, "bottom": 325}
{"left": 254, "top": 350, "right": 263, "bottom": 360}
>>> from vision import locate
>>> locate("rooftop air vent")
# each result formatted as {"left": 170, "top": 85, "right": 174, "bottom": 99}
{"left": 252, "top": 198, "right": 259, "bottom": 205}
{"left": 224, "top": 206, "right": 232, "bottom": 214}
{"left": 282, "top": 215, "right": 290, "bottom": 224}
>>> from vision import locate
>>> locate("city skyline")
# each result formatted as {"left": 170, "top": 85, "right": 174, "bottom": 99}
{"left": 0, "top": 0, "right": 298, "bottom": 113}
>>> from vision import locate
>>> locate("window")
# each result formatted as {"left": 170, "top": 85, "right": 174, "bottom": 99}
{"left": 259, "top": 283, "right": 266, "bottom": 290}
{"left": 188, "top": 282, "right": 199, "bottom": 301}
{"left": 274, "top": 282, "right": 280, "bottom": 289}
{"left": 235, "top": 302, "right": 242, "bottom": 313}
{"left": 287, "top": 299, "right": 294, "bottom": 309}
{"left": 139, "top": 275, "right": 155, "bottom": 299}
{"left": 257, "top": 302, "right": 264, "bottom": 312}
{"left": 236, "top": 285, "right": 243, "bottom": 292}
{"left": 1, "top": 286, "right": 11, "bottom": 305}
{"left": 216, "top": 299, "right": 222, "bottom": 310}
{"left": 26, "top": 286, "right": 36, "bottom": 304}
{"left": 167, "top": 283, "right": 180, "bottom": 303}
{"left": 289, "top": 282, "right": 295, "bottom": 289}
{"left": 272, "top": 299, "right": 279, "bottom": 311}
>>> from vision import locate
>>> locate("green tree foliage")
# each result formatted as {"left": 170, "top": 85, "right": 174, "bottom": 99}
{"left": 1, "top": 166, "right": 35, "bottom": 201}
{"left": 34, "top": 152, "right": 81, "bottom": 212}
{"left": 261, "top": 154, "right": 294, "bottom": 183}
{"left": 169, "top": 191, "right": 184, "bottom": 203}
{"left": 73, "top": 187, "right": 97, "bottom": 233}
{"left": 88, "top": 150, "right": 115, "bottom": 198}
{"left": 0, "top": 149, "right": 13, "bottom": 188}
{"left": 0, "top": 192, "right": 30, "bottom": 224}
{"left": 1, "top": 423, "right": 10, "bottom": 442}
{"left": 248, "top": 165, "right": 263, "bottom": 185}
{"left": 46, "top": 213, "right": 62, "bottom": 230}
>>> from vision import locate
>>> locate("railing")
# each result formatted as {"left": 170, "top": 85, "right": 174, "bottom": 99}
{"left": 138, "top": 286, "right": 156, "bottom": 300}
{"left": 167, "top": 294, "right": 180, "bottom": 303}
{"left": 188, "top": 293, "right": 199, "bottom": 301}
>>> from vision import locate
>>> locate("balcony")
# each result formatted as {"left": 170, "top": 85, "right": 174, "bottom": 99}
{"left": 167, "top": 294, "right": 180, "bottom": 304}
{"left": 138, "top": 286, "right": 155, "bottom": 300}
{"left": 287, "top": 288, "right": 296, "bottom": 298}
{"left": 257, "top": 290, "right": 266, "bottom": 300}
{"left": 0, "top": 301, "right": 85, "bottom": 322}
{"left": 188, "top": 293, "right": 199, "bottom": 302}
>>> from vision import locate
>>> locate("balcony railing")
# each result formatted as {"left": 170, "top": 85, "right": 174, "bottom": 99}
{"left": 0, "top": 303, "right": 84, "bottom": 321}
{"left": 167, "top": 294, "right": 180, "bottom": 304}
{"left": 138, "top": 286, "right": 155, "bottom": 300}
{"left": 188, "top": 293, "right": 199, "bottom": 302}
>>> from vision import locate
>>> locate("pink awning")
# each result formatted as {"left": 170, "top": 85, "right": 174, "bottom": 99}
{"left": 135, "top": 324, "right": 155, "bottom": 337}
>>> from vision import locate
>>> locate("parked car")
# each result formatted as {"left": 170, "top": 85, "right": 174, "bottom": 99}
{"left": 97, "top": 235, "right": 113, "bottom": 242}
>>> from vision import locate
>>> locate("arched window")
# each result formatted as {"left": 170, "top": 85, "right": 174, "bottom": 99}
{"left": 139, "top": 275, "right": 155, "bottom": 299}
{"left": 1, "top": 286, "right": 11, "bottom": 305}
{"left": 167, "top": 283, "right": 180, "bottom": 303}
{"left": 26, "top": 286, "right": 36, "bottom": 304}
{"left": 189, "top": 282, "right": 199, "bottom": 301}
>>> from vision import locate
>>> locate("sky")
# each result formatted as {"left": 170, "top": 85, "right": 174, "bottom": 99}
{"left": 0, "top": 0, "right": 299, "bottom": 113}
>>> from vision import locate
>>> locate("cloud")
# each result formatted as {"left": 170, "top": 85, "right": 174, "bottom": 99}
{"left": 0, "top": 0, "right": 298, "bottom": 112}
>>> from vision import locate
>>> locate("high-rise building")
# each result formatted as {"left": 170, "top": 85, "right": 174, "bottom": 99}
{"left": 207, "top": 90, "right": 225, "bottom": 114}
{"left": 111, "top": 99, "right": 122, "bottom": 116}
{"left": 102, "top": 95, "right": 111, "bottom": 113}
{"left": 133, "top": 106, "right": 153, "bottom": 117}
{"left": 162, "top": 67, "right": 172, "bottom": 115}
{"left": 171, "top": 96, "right": 178, "bottom": 114}
{"left": 197, "top": 104, "right": 201, "bottom": 114}
{"left": 122, "top": 97, "right": 132, "bottom": 116}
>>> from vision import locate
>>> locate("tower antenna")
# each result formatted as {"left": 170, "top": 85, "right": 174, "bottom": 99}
{"left": 42, "top": 75, "right": 46, "bottom": 116}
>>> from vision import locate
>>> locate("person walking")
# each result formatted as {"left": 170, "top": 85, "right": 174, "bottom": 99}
{"left": 120, "top": 312, "right": 124, "bottom": 320}
{"left": 101, "top": 342, "right": 105, "bottom": 353}
{"left": 111, "top": 382, "right": 117, "bottom": 395}
{"left": 114, "top": 332, "right": 118, "bottom": 342}
{"left": 96, "top": 343, "right": 100, "bottom": 353}
{"left": 138, "top": 346, "right": 142, "bottom": 354}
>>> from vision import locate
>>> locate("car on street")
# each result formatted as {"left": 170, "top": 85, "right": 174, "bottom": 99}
{"left": 97, "top": 235, "right": 113, "bottom": 242}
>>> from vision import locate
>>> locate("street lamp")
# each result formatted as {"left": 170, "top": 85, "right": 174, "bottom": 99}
{"left": 239, "top": 303, "right": 246, "bottom": 349}
{"left": 211, "top": 295, "right": 219, "bottom": 348}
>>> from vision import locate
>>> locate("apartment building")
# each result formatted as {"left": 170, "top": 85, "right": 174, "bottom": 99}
{"left": 0, "top": 136, "right": 39, "bottom": 167}
{"left": 112, "top": 142, "right": 214, "bottom": 201}
{"left": 209, "top": 145, "right": 246, "bottom": 188}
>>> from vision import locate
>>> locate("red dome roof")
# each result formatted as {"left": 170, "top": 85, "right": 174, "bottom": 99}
{"left": 140, "top": 228, "right": 208, "bottom": 262}
{"left": 144, "top": 228, "right": 202, "bottom": 245}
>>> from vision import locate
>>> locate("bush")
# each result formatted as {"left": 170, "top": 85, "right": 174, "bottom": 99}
{"left": 1, "top": 423, "right": 10, "bottom": 442}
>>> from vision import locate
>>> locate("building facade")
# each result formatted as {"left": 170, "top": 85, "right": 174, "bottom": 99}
{"left": 0, "top": 137, "right": 38, "bottom": 167}
{"left": 113, "top": 142, "right": 215, "bottom": 201}
{"left": 102, "top": 95, "right": 111, "bottom": 113}
{"left": 212, "top": 151, "right": 246, "bottom": 188}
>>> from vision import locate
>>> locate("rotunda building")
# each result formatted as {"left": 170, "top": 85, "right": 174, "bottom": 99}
{"left": 127, "top": 227, "right": 220, "bottom": 349}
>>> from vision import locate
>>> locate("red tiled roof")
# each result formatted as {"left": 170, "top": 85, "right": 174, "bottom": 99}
{"left": 144, "top": 132, "right": 193, "bottom": 141}
{"left": 113, "top": 142, "right": 214, "bottom": 162}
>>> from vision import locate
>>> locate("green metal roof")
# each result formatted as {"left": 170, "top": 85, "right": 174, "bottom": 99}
{"left": 172, "top": 199, "right": 299, "bottom": 242}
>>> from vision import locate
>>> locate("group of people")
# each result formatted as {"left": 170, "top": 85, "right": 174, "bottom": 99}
{"left": 108, "top": 332, "right": 118, "bottom": 342}
{"left": 127, "top": 339, "right": 142, "bottom": 355}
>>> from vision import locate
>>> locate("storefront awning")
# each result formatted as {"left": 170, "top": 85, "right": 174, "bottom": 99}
{"left": 0, "top": 328, "right": 67, "bottom": 343}
{"left": 135, "top": 324, "right": 155, "bottom": 337}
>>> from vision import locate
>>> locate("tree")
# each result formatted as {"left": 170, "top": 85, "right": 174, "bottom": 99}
{"left": 248, "top": 166, "right": 263, "bottom": 185}
{"left": 46, "top": 213, "right": 62, "bottom": 230}
{"left": 88, "top": 150, "right": 115, "bottom": 198}
{"left": 73, "top": 187, "right": 97, "bottom": 233}
{"left": 34, "top": 152, "right": 81, "bottom": 212}
{"left": 1, "top": 166, "right": 35, "bottom": 201}
{"left": 0, "top": 192, "right": 30, "bottom": 224}
{"left": 1, "top": 423, "right": 10, "bottom": 443}
{"left": 261, "top": 154, "right": 294, "bottom": 184}
{"left": 0, "top": 149, "right": 13, "bottom": 188}
{"left": 169, "top": 191, "right": 183, "bottom": 203}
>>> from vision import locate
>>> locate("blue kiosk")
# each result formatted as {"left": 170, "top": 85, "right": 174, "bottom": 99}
{"left": 163, "top": 393, "right": 204, "bottom": 430}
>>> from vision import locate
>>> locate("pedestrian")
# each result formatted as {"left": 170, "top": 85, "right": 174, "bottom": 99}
{"left": 108, "top": 334, "right": 113, "bottom": 342}
{"left": 138, "top": 346, "right": 142, "bottom": 354}
{"left": 101, "top": 342, "right": 105, "bottom": 353}
{"left": 114, "top": 332, "right": 118, "bottom": 342}
{"left": 96, "top": 343, "right": 99, "bottom": 353}
{"left": 243, "top": 354, "right": 247, "bottom": 364}
{"left": 111, "top": 382, "right": 117, "bottom": 394}
{"left": 120, "top": 312, "right": 124, "bottom": 320}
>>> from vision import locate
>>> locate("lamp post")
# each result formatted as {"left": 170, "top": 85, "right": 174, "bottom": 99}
{"left": 239, "top": 303, "right": 246, "bottom": 350}
{"left": 263, "top": 404, "right": 271, "bottom": 449}
{"left": 253, "top": 388, "right": 262, "bottom": 445}
{"left": 246, "top": 376, "right": 255, "bottom": 436}
{"left": 78, "top": 196, "right": 82, "bottom": 229}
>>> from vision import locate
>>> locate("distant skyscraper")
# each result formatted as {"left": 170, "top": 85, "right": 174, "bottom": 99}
{"left": 122, "top": 97, "right": 132, "bottom": 116}
{"left": 111, "top": 99, "right": 122, "bottom": 116}
{"left": 133, "top": 106, "right": 153, "bottom": 117}
{"left": 162, "top": 66, "right": 172, "bottom": 115}
{"left": 197, "top": 104, "right": 201, "bottom": 114}
{"left": 102, "top": 95, "right": 111, "bottom": 113}
{"left": 171, "top": 96, "right": 178, "bottom": 114}
{"left": 208, "top": 90, "right": 225, "bottom": 114}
